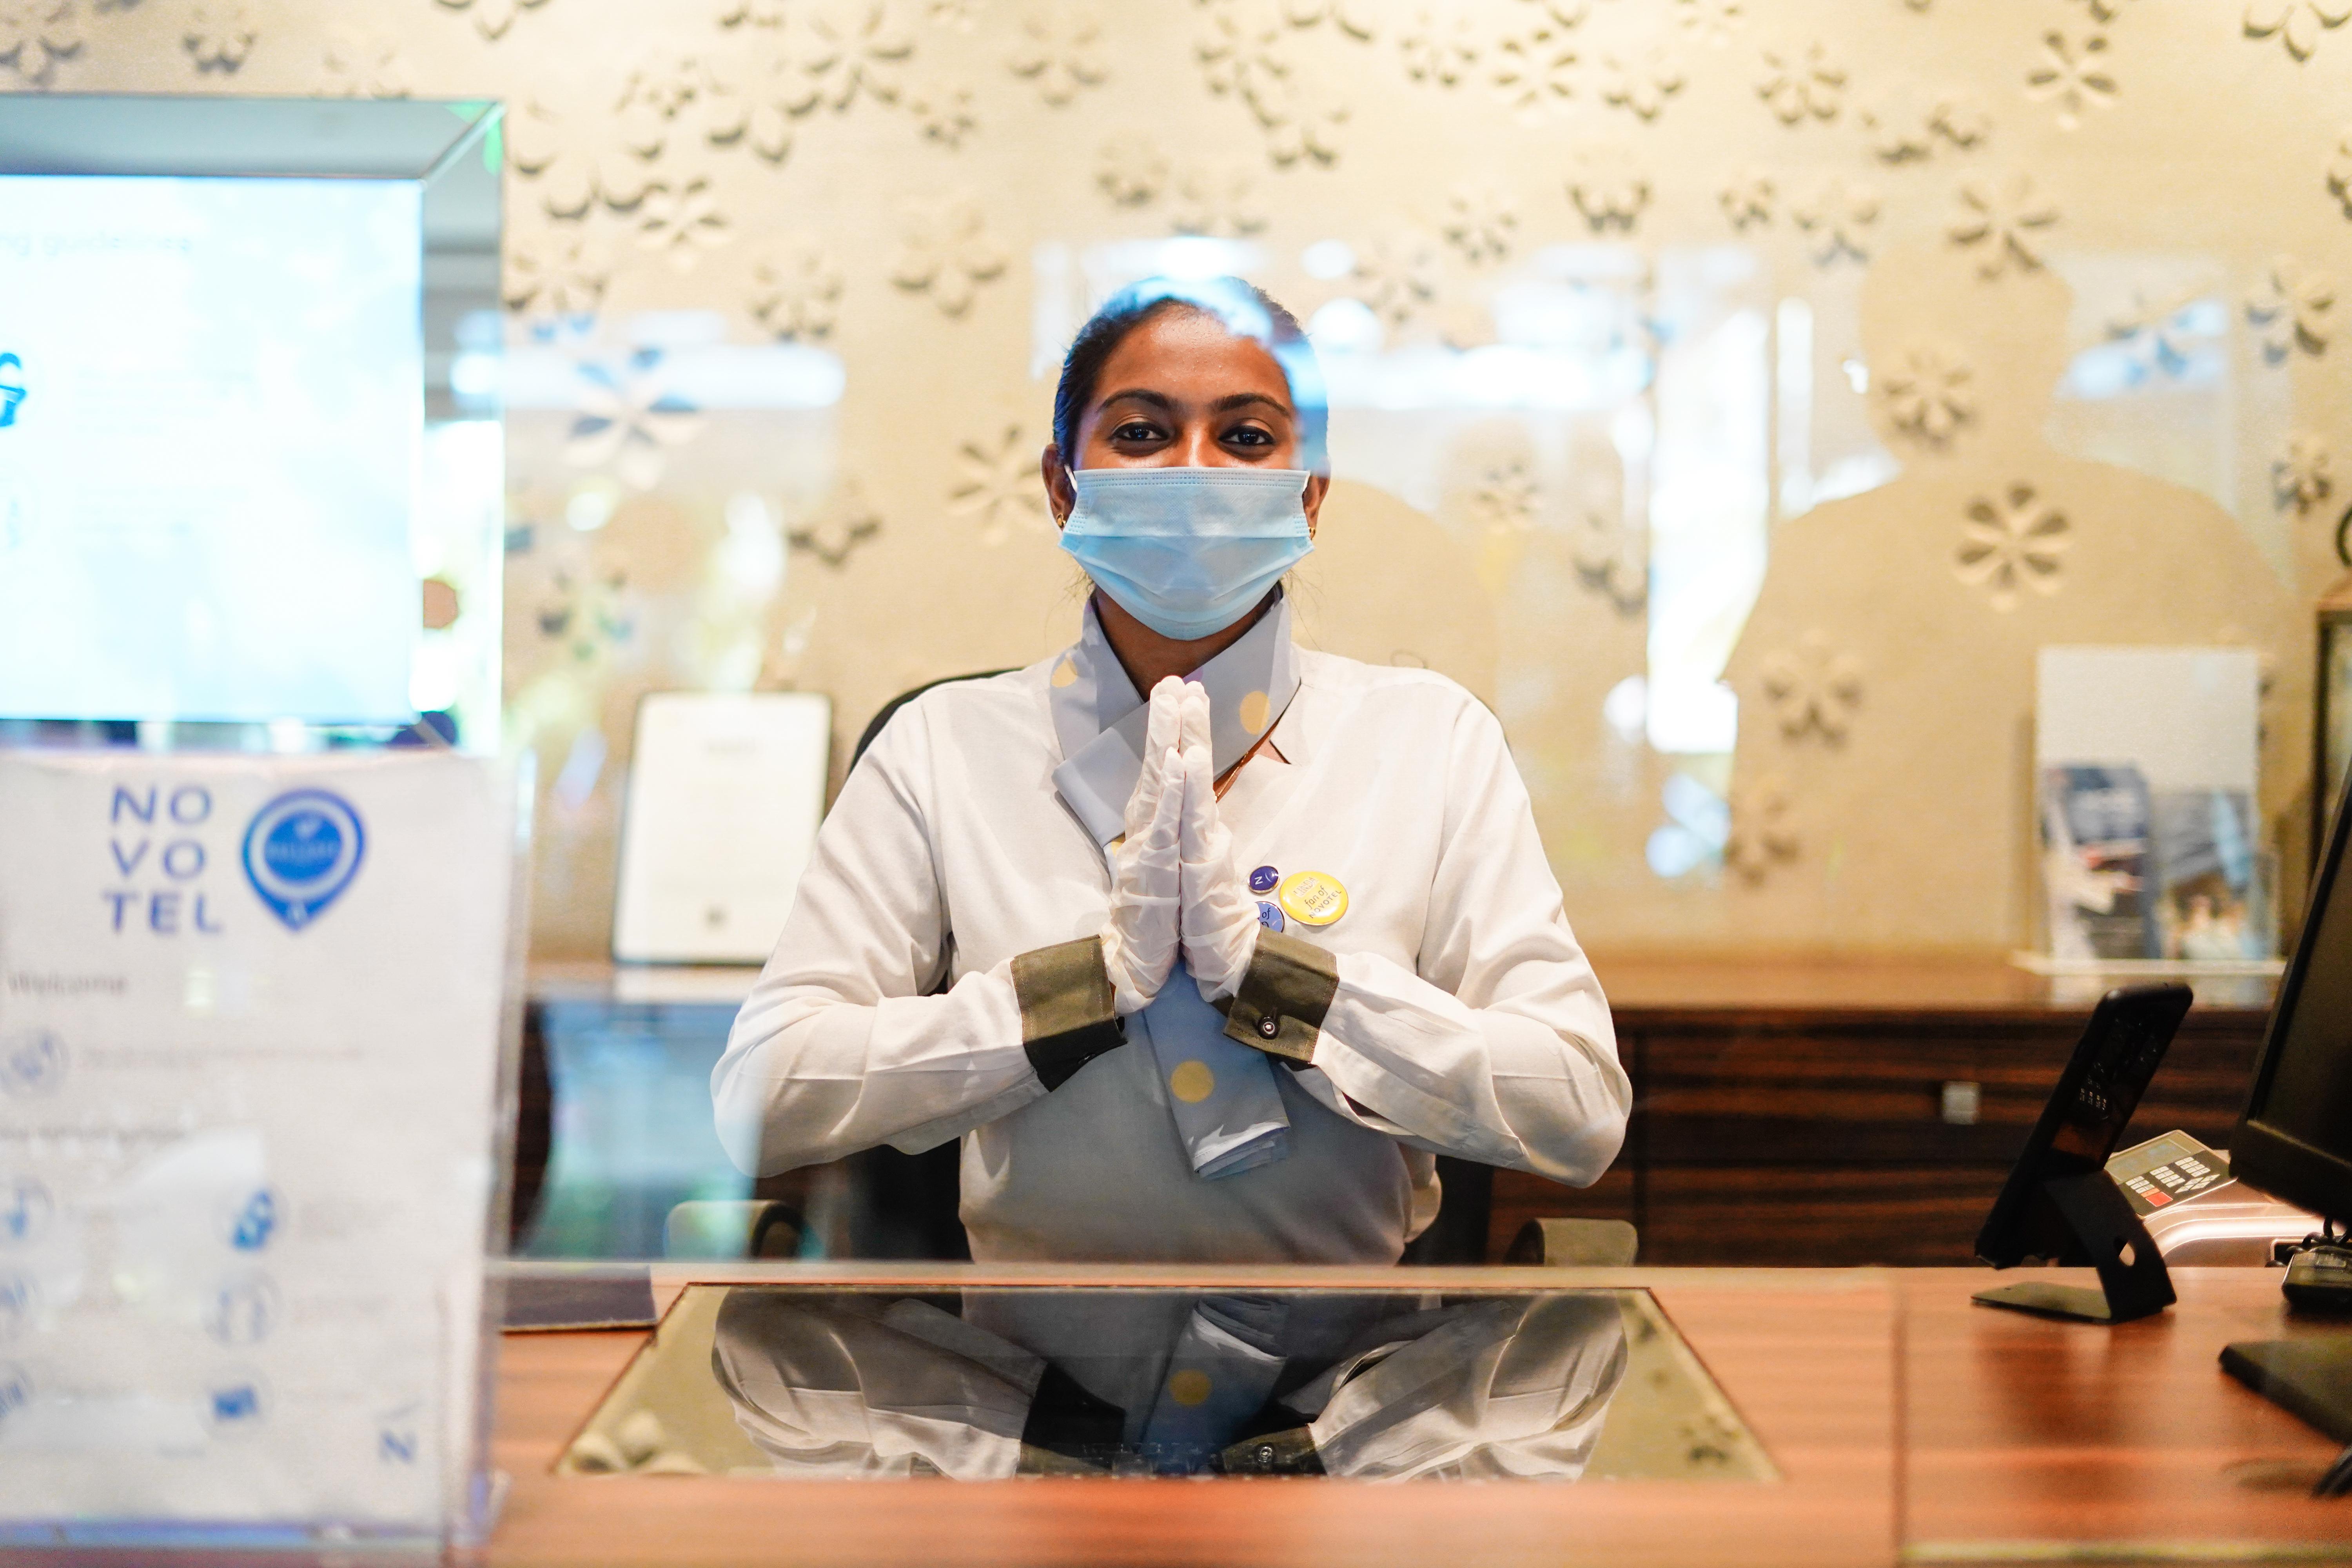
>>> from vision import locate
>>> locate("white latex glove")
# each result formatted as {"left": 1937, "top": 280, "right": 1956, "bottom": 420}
{"left": 1100, "top": 682, "right": 1190, "bottom": 1015}
{"left": 1177, "top": 733, "right": 1261, "bottom": 1003}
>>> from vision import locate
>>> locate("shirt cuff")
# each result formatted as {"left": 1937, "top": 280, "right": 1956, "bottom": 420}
{"left": 1221, "top": 929, "right": 1339, "bottom": 1066}
{"left": 1011, "top": 936, "right": 1126, "bottom": 1091}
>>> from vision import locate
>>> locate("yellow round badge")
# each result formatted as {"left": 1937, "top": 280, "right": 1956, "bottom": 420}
{"left": 1276, "top": 870, "right": 1348, "bottom": 928}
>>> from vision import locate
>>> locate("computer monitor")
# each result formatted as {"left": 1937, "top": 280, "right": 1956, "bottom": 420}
{"left": 2220, "top": 764, "right": 2352, "bottom": 1444}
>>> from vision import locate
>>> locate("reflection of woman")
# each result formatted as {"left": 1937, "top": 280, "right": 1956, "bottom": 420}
{"left": 714, "top": 276, "right": 1626, "bottom": 1263}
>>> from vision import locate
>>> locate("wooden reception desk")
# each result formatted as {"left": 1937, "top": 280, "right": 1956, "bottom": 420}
{"left": 483, "top": 1264, "right": 2350, "bottom": 1568}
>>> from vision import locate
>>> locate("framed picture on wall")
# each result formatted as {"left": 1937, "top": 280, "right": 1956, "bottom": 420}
{"left": 611, "top": 691, "right": 832, "bottom": 965}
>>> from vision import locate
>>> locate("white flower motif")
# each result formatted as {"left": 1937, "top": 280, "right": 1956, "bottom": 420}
{"left": 0, "top": 0, "right": 78, "bottom": 85}
{"left": 1281, "top": 0, "right": 1379, "bottom": 36}
{"left": 1857, "top": 87, "right": 1936, "bottom": 162}
{"left": 1464, "top": 456, "right": 1538, "bottom": 535}
{"left": 1198, "top": 0, "right": 1291, "bottom": 118}
{"left": 788, "top": 484, "right": 884, "bottom": 568}
{"left": 1756, "top": 39, "right": 1844, "bottom": 123}
{"left": 2244, "top": 0, "right": 2352, "bottom": 61}
{"left": 637, "top": 179, "right": 731, "bottom": 267}
{"left": 2024, "top": 30, "right": 2117, "bottom": 130}
{"left": 1599, "top": 42, "right": 1684, "bottom": 121}
{"left": 183, "top": 1, "right": 254, "bottom": 70}
{"left": 617, "top": 51, "right": 751, "bottom": 156}
{"left": 906, "top": 74, "right": 977, "bottom": 145}
{"left": 1675, "top": 0, "right": 1741, "bottom": 47}
{"left": 2071, "top": 0, "right": 2131, "bottom": 19}
{"left": 1723, "top": 774, "right": 1798, "bottom": 883}
{"left": 1489, "top": 16, "right": 1577, "bottom": 118}
{"left": 1169, "top": 160, "right": 1267, "bottom": 236}
{"left": 1570, "top": 511, "right": 1647, "bottom": 614}
{"left": 1761, "top": 629, "right": 1864, "bottom": 741}
{"left": 1441, "top": 183, "right": 1518, "bottom": 266}
{"left": 2247, "top": 256, "right": 2336, "bottom": 359}
{"left": 319, "top": 28, "right": 407, "bottom": 98}
{"left": 718, "top": 0, "right": 787, "bottom": 25}
{"left": 729, "top": 52, "right": 813, "bottom": 162}
{"left": 1947, "top": 174, "right": 2059, "bottom": 277}
{"left": 2276, "top": 432, "right": 2335, "bottom": 513}
{"left": 1877, "top": 340, "right": 1975, "bottom": 445}
{"left": 1096, "top": 131, "right": 1169, "bottom": 206}
{"left": 949, "top": 421, "right": 1049, "bottom": 545}
{"left": 1007, "top": 0, "right": 1106, "bottom": 105}
{"left": 2328, "top": 126, "right": 2352, "bottom": 216}
{"left": 505, "top": 229, "right": 609, "bottom": 319}
{"left": 890, "top": 195, "right": 1008, "bottom": 315}
{"left": 749, "top": 238, "right": 844, "bottom": 339}
{"left": 1400, "top": 5, "right": 1480, "bottom": 86}
{"left": 791, "top": 0, "right": 915, "bottom": 111}
{"left": 1257, "top": 75, "right": 1348, "bottom": 166}
{"left": 2104, "top": 285, "right": 2210, "bottom": 379}
{"left": 1350, "top": 229, "right": 1441, "bottom": 328}
{"left": 1792, "top": 176, "right": 1878, "bottom": 264}
{"left": 433, "top": 0, "right": 550, "bottom": 42}
{"left": 1931, "top": 91, "right": 1991, "bottom": 147}
{"left": 506, "top": 97, "right": 663, "bottom": 218}
{"left": 1955, "top": 483, "right": 2069, "bottom": 610}
{"left": 1719, "top": 168, "right": 1774, "bottom": 228}
{"left": 565, "top": 348, "right": 703, "bottom": 492}
{"left": 1568, "top": 143, "right": 1649, "bottom": 231}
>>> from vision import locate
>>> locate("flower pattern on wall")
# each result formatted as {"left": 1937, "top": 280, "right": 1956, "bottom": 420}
{"left": 2024, "top": 31, "right": 2116, "bottom": 130}
{"left": 2243, "top": 0, "right": 2352, "bottom": 61}
{"left": 1719, "top": 169, "right": 1775, "bottom": 228}
{"left": 1723, "top": 774, "right": 1799, "bottom": 884}
{"left": 1792, "top": 176, "right": 1878, "bottom": 264}
{"left": 950, "top": 421, "right": 1048, "bottom": 545}
{"left": 1489, "top": 14, "right": 1577, "bottom": 118}
{"left": 1859, "top": 86, "right": 1986, "bottom": 162}
{"left": 2072, "top": 0, "right": 2131, "bottom": 19}
{"left": 1568, "top": 143, "right": 1650, "bottom": 231}
{"left": 905, "top": 73, "right": 977, "bottom": 144}
{"left": 1441, "top": 183, "right": 1518, "bottom": 265}
{"left": 1675, "top": 0, "right": 1742, "bottom": 48}
{"left": 890, "top": 194, "right": 1008, "bottom": 315}
{"left": 319, "top": 29, "right": 408, "bottom": 97}
{"left": 637, "top": 178, "right": 731, "bottom": 266}
{"left": 1399, "top": 5, "right": 1480, "bottom": 86}
{"left": 0, "top": 0, "right": 78, "bottom": 85}
{"left": 2247, "top": 256, "right": 2335, "bottom": 359}
{"left": 1755, "top": 39, "right": 1844, "bottom": 123}
{"left": 787, "top": 483, "right": 884, "bottom": 568}
{"left": 1283, "top": 0, "right": 1379, "bottom": 37}
{"left": 2274, "top": 432, "right": 2335, "bottom": 513}
{"left": 1947, "top": 174, "right": 2059, "bottom": 276}
{"left": 506, "top": 229, "right": 610, "bottom": 319}
{"left": 507, "top": 97, "right": 661, "bottom": 218}
{"left": 748, "top": 238, "right": 844, "bottom": 339}
{"left": 790, "top": 0, "right": 914, "bottom": 111}
{"left": 2105, "top": 285, "right": 2210, "bottom": 379}
{"left": 1463, "top": 456, "right": 1538, "bottom": 535}
{"left": 1599, "top": 42, "right": 1683, "bottom": 120}
{"left": 1760, "top": 629, "right": 1863, "bottom": 741}
{"left": 1877, "top": 340, "right": 1975, "bottom": 445}
{"left": 565, "top": 348, "right": 703, "bottom": 492}
{"left": 1007, "top": 1, "right": 1106, "bottom": 105}
{"left": 184, "top": 1, "right": 255, "bottom": 71}
{"left": 1350, "top": 229, "right": 1441, "bottom": 328}
{"left": 1955, "top": 483, "right": 2069, "bottom": 609}
{"left": 1570, "top": 512, "right": 1647, "bottom": 615}
{"left": 433, "top": 0, "right": 548, "bottom": 42}
{"left": 1096, "top": 131, "right": 1169, "bottom": 205}
{"left": 617, "top": 51, "right": 754, "bottom": 157}
{"left": 1169, "top": 160, "right": 1267, "bottom": 235}
{"left": 2328, "top": 127, "right": 2352, "bottom": 217}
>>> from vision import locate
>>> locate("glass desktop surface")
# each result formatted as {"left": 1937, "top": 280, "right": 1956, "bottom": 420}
{"left": 559, "top": 1284, "right": 1772, "bottom": 1483}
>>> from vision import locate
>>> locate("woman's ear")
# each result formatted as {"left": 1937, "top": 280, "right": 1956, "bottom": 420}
{"left": 1041, "top": 443, "right": 1074, "bottom": 526}
{"left": 1302, "top": 473, "right": 1329, "bottom": 539}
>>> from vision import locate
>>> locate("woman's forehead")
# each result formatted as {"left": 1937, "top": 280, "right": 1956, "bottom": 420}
{"left": 1093, "top": 308, "right": 1293, "bottom": 405}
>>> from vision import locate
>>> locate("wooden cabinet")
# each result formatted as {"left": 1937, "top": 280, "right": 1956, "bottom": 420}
{"left": 1485, "top": 959, "right": 2275, "bottom": 1266}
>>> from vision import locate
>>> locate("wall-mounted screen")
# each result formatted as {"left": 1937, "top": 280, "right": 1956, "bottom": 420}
{"left": 0, "top": 174, "right": 424, "bottom": 724}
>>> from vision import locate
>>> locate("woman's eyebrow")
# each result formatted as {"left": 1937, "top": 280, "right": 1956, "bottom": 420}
{"left": 1094, "top": 387, "right": 1176, "bottom": 411}
{"left": 1094, "top": 388, "right": 1293, "bottom": 417}
{"left": 1212, "top": 391, "right": 1291, "bottom": 417}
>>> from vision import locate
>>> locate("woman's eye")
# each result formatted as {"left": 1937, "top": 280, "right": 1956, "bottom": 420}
{"left": 1225, "top": 426, "right": 1273, "bottom": 447}
{"left": 1110, "top": 422, "right": 1161, "bottom": 442}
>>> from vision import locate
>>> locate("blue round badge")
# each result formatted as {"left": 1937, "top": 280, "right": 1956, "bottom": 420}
{"left": 1256, "top": 901, "right": 1286, "bottom": 933}
{"left": 241, "top": 790, "right": 365, "bottom": 932}
{"left": 1249, "top": 865, "right": 1279, "bottom": 894}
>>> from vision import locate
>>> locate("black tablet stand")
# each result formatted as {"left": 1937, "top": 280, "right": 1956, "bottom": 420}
{"left": 1971, "top": 1169, "right": 2178, "bottom": 1325}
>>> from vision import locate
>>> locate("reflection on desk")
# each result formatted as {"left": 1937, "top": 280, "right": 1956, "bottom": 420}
{"left": 559, "top": 1285, "right": 1773, "bottom": 1484}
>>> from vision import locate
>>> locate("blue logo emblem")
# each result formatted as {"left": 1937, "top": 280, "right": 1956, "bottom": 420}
{"left": 0, "top": 1178, "right": 51, "bottom": 1246}
{"left": 241, "top": 790, "right": 365, "bottom": 931}
{"left": 1256, "top": 900, "right": 1285, "bottom": 933}
{"left": 229, "top": 1188, "right": 278, "bottom": 1252}
{"left": 0, "top": 354, "right": 21, "bottom": 430}
{"left": 1249, "top": 865, "right": 1280, "bottom": 894}
{"left": 0, "top": 1031, "right": 63, "bottom": 1099}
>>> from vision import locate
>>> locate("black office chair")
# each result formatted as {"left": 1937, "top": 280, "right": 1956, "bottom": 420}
{"left": 827, "top": 670, "right": 1504, "bottom": 1264}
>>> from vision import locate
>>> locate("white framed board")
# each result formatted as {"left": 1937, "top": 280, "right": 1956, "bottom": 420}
{"left": 611, "top": 691, "right": 832, "bottom": 965}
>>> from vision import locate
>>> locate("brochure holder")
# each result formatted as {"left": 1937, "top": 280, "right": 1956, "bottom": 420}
{"left": 0, "top": 748, "right": 524, "bottom": 1552}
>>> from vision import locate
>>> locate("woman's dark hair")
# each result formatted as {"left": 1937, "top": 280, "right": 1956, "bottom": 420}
{"left": 1050, "top": 275, "right": 1328, "bottom": 473}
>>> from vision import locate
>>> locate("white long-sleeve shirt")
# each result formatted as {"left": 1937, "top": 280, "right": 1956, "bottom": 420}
{"left": 712, "top": 644, "right": 1628, "bottom": 1263}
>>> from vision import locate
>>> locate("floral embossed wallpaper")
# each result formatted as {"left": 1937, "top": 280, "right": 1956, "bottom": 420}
{"left": 15, "top": 0, "right": 2351, "bottom": 959}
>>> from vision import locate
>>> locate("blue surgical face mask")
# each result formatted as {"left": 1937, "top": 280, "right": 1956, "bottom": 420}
{"left": 1058, "top": 466, "right": 1314, "bottom": 641}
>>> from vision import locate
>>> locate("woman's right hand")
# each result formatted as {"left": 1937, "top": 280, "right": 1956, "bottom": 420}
{"left": 1100, "top": 678, "right": 1204, "bottom": 1014}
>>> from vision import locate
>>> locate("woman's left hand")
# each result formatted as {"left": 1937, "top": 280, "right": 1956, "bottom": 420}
{"left": 1174, "top": 688, "right": 1260, "bottom": 1001}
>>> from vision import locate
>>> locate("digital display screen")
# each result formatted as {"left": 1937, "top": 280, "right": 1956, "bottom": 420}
{"left": 0, "top": 175, "right": 423, "bottom": 724}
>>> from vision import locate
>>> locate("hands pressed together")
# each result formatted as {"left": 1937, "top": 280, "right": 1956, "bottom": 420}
{"left": 1098, "top": 676, "right": 1263, "bottom": 1016}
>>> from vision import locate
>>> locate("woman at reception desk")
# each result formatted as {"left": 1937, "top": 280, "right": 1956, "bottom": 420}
{"left": 712, "top": 275, "right": 1626, "bottom": 1263}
